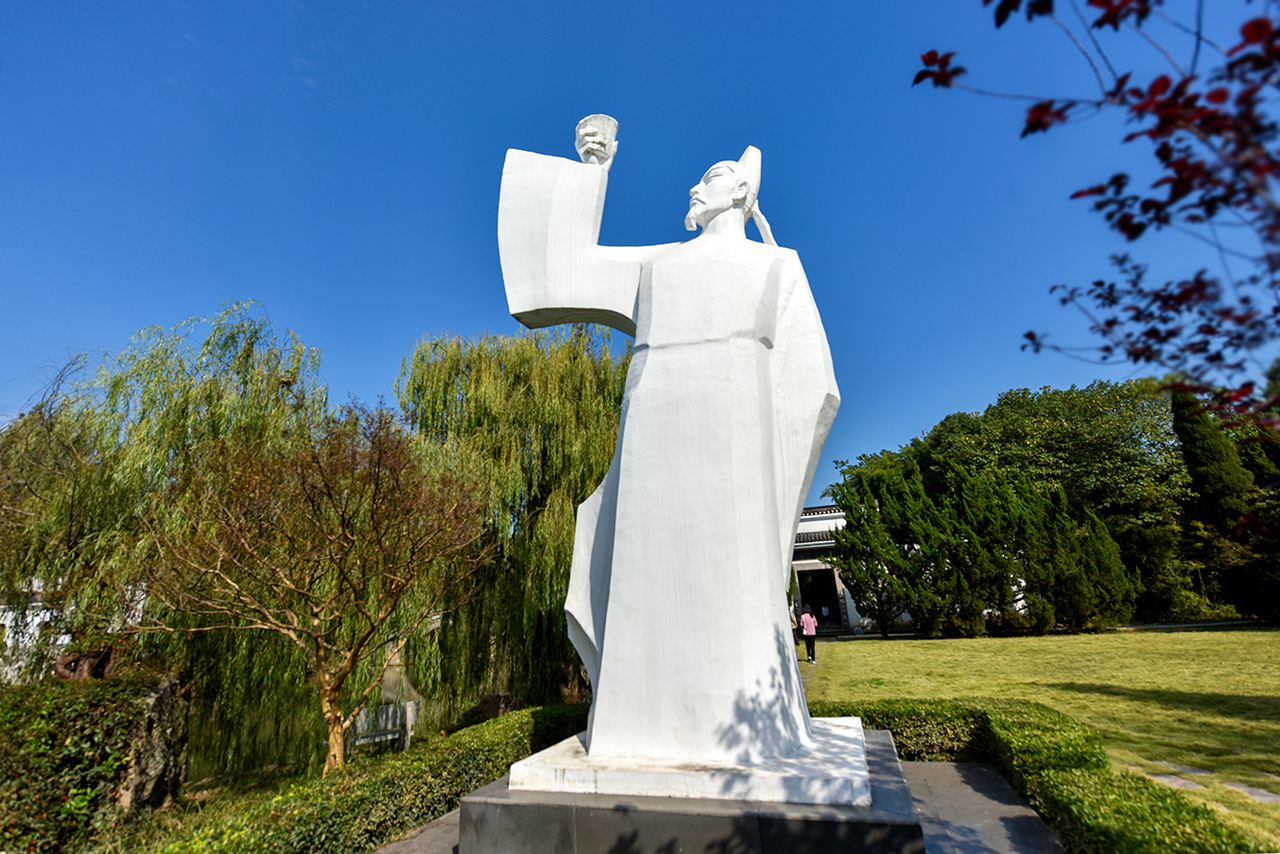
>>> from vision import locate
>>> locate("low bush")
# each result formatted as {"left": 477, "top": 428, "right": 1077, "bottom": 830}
{"left": 148, "top": 703, "right": 589, "bottom": 854}
{"left": 0, "top": 670, "right": 162, "bottom": 854}
{"left": 121, "top": 697, "right": 1260, "bottom": 854}
{"left": 814, "top": 698, "right": 1261, "bottom": 854}
{"left": 1034, "top": 768, "right": 1261, "bottom": 854}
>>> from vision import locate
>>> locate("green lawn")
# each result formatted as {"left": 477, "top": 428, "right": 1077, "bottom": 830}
{"left": 804, "top": 628, "right": 1280, "bottom": 847}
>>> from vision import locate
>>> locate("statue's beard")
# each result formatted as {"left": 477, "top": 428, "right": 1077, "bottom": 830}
{"left": 684, "top": 205, "right": 700, "bottom": 232}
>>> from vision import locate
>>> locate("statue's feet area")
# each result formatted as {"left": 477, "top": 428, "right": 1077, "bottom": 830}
{"left": 459, "top": 728, "right": 924, "bottom": 854}
{"left": 508, "top": 717, "right": 871, "bottom": 806}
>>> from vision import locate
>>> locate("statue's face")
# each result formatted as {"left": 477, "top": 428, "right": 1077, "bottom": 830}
{"left": 685, "top": 162, "right": 747, "bottom": 231}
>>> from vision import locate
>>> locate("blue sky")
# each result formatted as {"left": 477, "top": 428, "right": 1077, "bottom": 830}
{"left": 0, "top": 2, "right": 1256, "bottom": 503}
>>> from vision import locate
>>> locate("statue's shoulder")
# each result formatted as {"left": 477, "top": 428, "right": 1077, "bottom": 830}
{"left": 752, "top": 242, "right": 804, "bottom": 278}
{"left": 659, "top": 239, "right": 799, "bottom": 266}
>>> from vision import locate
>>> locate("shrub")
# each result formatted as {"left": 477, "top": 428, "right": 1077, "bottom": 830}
{"left": 1034, "top": 769, "right": 1261, "bottom": 854}
{"left": 126, "top": 697, "right": 1260, "bottom": 854}
{"left": 814, "top": 698, "right": 1259, "bottom": 854}
{"left": 0, "top": 671, "right": 162, "bottom": 853}
{"left": 813, "top": 698, "right": 991, "bottom": 761}
{"left": 150, "top": 703, "right": 589, "bottom": 854}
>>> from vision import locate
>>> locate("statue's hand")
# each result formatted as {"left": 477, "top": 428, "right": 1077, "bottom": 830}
{"left": 575, "top": 121, "right": 617, "bottom": 171}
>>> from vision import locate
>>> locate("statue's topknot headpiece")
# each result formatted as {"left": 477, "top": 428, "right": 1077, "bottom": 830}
{"left": 731, "top": 145, "right": 774, "bottom": 245}
{"left": 736, "top": 146, "right": 762, "bottom": 218}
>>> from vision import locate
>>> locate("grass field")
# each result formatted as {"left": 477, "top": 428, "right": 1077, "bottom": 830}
{"left": 804, "top": 628, "right": 1280, "bottom": 847}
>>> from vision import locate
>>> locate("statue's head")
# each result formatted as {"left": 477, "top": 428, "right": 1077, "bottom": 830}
{"left": 685, "top": 146, "right": 761, "bottom": 233}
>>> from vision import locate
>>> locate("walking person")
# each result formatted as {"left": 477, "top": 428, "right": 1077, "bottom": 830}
{"left": 800, "top": 606, "right": 818, "bottom": 664}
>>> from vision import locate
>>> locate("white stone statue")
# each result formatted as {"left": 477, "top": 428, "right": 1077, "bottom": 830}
{"left": 498, "top": 117, "right": 863, "bottom": 804}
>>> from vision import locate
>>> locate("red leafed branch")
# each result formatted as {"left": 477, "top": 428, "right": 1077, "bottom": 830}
{"left": 921, "top": 3, "right": 1280, "bottom": 426}
{"left": 914, "top": 51, "right": 967, "bottom": 88}
{"left": 1087, "top": 0, "right": 1155, "bottom": 31}
{"left": 1023, "top": 99, "right": 1074, "bottom": 136}
{"left": 983, "top": 0, "right": 1056, "bottom": 29}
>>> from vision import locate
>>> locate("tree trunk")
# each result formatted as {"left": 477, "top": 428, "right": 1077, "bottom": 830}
{"left": 325, "top": 716, "right": 345, "bottom": 774}
{"left": 319, "top": 687, "right": 346, "bottom": 774}
{"left": 875, "top": 590, "right": 892, "bottom": 639}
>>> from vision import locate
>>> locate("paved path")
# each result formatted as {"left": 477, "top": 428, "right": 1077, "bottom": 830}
{"left": 902, "top": 762, "right": 1064, "bottom": 854}
{"left": 376, "top": 760, "right": 1063, "bottom": 854}
{"left": 797, "top": 637, "right": 822, "bottom": 691}
{"left": 377, "top": 809, "right": 458, "bottom": 854}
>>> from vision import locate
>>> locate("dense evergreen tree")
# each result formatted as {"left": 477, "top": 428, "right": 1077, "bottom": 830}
{"left": 1170, "top": 391, "right": 1280, "bottom": 621}
{"left": 829, "top": 381, "right": 1155, "bottom": 635}
{"left": 908, "top": 380, "right": 1189, "bottom": 620}
{"left": 1171, "top": 392, "right": 1254, "bottom": 534}
{"left": 825, "top": 464, "right": 911, "bottom": 639}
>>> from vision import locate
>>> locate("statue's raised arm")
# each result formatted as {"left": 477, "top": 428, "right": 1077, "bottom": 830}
{"left": 497, "top": 115, "right": 672, "bottom": 337}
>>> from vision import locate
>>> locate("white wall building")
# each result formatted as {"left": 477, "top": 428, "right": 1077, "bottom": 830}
{"left": 791, "top": 505, "right": 871, "bottom": 634}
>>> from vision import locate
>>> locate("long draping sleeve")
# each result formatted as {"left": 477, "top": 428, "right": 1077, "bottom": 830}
{"left": 498, "top": 149, "right": 670, "bottom": 703}
{"left": 498, "top": 150, "right": 671, "bottom": 336}
{"left": 769, "top": 251, "right": 841, "bottom": 582}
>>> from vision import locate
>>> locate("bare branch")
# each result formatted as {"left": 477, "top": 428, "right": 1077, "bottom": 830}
{"left": 1191, "top": 0, "right": 1204, "bottom": 75}
{"left": 1128, "top": 21, "right": 1186, "bottom": 77}
{"left": 951, "top": 83, "right": 1106, "bottom": 106}
{"left": 1053, "top": 14, "right": 1110, "bottom": 98}
{"left": 1164, "top": 223, "right": 1258, "bottom": 261}
{"left": 1070, "top": 0, "right": 1120, "bottom": 84}
{"left": 1154, "top": 9, "right": 1226, "bottom": 58}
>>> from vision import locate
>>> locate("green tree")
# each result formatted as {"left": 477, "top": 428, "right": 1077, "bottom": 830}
{"left": 396, "top": 329, "right": 628, "bottom": 716}
{"left": 1049, "top": 497, "right": 1136, "bottom": 630}
{"left": 0, "top": 305, "right": 327, "bottom": 676}
{"left": 145, "top": 403, "right": 488, "bottom": 774}
{"left": 829, "top": 454, "right": 966, "bottom": 637}
{"left": 830, "top": 382, "right": 1148, "bottom": 636}
{"left": 1171, "top": 392, "right": 1255, "bottom": 534}
{"left": 940, "top": 463, "right": 1015, "bottom": 637}
{"left": 912, "top": 380, "right": 1188, "bottom": 620}
{"left": 826, "top": 461, "right": 912, "bottom": 639}
{"left": 2, "top": 305, "right": 488, "bottom": 775}
{"left": 1170, "top": 391, "right": 1280, "bottom": 621}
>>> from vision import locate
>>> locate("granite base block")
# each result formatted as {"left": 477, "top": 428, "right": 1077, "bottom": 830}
{"left": 459, "top": 729, "right": 924, "bottom": 854}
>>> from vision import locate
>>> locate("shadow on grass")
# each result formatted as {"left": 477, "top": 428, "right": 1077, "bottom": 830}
{"left": 1045, "top": 682, "right": 1280, "bottom": 722}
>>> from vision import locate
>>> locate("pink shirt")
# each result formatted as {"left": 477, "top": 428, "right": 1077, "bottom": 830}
{"left": 800, "top": 613, "right": 817, "bottom": 636}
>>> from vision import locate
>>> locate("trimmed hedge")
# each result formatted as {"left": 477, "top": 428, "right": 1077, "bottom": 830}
{"left": 813, "top": 699, "right": 1260, "bottom": 854}
{"left": 0, "top": 670, "right": 162, "bottom": 854}
{"left": 151, "top": 703, "right": 589, "bottom": 854}
{"left": 141, "top": 698, "right": 1259, "bottom": 854}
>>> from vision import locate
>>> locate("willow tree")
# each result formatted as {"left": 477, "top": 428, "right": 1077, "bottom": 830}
{"left": 396, "top": 329, "right": 628, "bottom": 717}
{"left": 0, "top": 305, "right": 326, "bottom": 675}
{"left": 0, "top": 304, "right": 350, "bottom": 774}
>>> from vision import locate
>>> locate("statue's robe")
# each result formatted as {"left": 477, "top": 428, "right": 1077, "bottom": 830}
{"left": 498, "top": 150, "right": 840, "bottom": 764}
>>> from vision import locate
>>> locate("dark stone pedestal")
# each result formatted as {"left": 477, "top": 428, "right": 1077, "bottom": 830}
{"left": 458, "top": 730, "right": 924, "bottom": 854}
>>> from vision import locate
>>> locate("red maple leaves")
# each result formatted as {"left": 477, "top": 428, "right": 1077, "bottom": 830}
{"left": 913, "top": 51, "right": 966, "bottom": 88}
{"left": 1086, "top": 0, "right": 1154, "bottom": 31}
